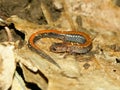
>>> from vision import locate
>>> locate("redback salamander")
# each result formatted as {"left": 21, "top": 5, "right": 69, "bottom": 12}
{"left": 28, "top": 30, "right": 92, "bottom": 68}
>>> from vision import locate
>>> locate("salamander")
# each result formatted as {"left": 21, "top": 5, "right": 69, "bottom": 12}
{"left": 28, "top": 30, "right": 92, "bottom": 68}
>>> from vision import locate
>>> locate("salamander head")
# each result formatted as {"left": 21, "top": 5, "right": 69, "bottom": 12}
{"left": 50, "top": 43, "right": 68, "bottom": 53}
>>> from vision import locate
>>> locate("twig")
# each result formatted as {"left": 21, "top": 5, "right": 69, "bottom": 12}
{"left": 4, "top": 26, "right": 13, "bottom": 42}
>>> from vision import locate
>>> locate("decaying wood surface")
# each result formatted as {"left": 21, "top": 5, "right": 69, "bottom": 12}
{"left": 0, "top": 0, "right": 120, "bottom": 90}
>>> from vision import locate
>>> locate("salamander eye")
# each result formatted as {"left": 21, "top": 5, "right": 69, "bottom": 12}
{"left": 50, "top": 46, "right": 57, "bottom": 52}
{"left": 50, "top": 43, "right": 58, "bottom": 52}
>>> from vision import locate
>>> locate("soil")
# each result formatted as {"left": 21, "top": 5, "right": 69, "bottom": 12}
{"left": 0, "top": 0, "right": 62, "bottom": 24}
